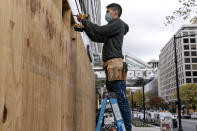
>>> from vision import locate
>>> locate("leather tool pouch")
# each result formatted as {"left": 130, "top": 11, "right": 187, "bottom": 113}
{"left": 103, "top": 58, "right": 127, "bottom": 81}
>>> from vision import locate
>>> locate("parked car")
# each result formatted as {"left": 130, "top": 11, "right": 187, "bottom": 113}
{"left": 173, "top": 114, "right": 178, "bottom": 119}
{"left": 182, "top": 114, "right": 191, "bottom": 119}
{"left": 153, "top": 112, "right": 177, "bottom": 128}
{"left": 146, "top": 111, "right": 157, "bottom": 123}
{"left": 191, "top": 112, "right": 197, "bottom": 119}
{"left": 133, "top": 113, "right": 138, "bottom": 118}
{"left": 137, "top": 113, "right": 144, "bottom": 120}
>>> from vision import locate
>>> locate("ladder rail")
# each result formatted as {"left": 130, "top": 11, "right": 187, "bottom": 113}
{"left": 110, "top": 98, "right": 126, "bottom": 131}
{"left": 96, "top": 98, "right": 107, "bottom": 131}
{"left": 96, "top": 94, "right": 126, "bottom": 131}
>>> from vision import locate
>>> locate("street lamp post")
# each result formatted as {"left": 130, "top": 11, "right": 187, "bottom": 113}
{"left": 131, "top": 91, "right": 134, "bottom": 115}
{"left": 174, "top": 33, "right": 195, "bottom": 131}
{"left": 142, "top": 85, "right": 145, "bottom": 122}
{"left": 174, "top": 35, "right": 183, "bottom": 131}
{"left": 138, "top": 77, "right": 147, "bottom": 122}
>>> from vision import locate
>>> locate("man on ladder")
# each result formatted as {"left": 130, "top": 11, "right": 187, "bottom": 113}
{"left": 77, "top": 3, "right": 131, "bottom": 131}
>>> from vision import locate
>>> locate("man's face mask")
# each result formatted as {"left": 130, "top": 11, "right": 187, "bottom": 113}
{"left": 105, "top": 13, "right": 112, "bottom": 22}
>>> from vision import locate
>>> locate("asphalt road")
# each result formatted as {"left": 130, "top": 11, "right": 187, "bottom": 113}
{"left": 174, "top": 119, "right": 197, "bottom": 131}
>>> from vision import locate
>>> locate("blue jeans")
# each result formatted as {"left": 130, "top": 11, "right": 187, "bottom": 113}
{"left": 107, "top": 80, "right": 132, "bottom": 131}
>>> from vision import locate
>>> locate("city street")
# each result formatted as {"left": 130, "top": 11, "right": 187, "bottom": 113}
{"left": 133, "top": 119, "right": 197, "bottom": 131}
{"left": 173, "top": 119, "right": 197, "bottom": 131}
{"left": 133, "top": 126, "right": 159, "bottom": 131}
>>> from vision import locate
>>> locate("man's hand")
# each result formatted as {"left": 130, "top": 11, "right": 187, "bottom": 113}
{"left": 77, "top": 14, "right": 83, "bottom": 22}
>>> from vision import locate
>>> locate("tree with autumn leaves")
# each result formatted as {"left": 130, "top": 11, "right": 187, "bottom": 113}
{"left": 166, "top": 0, "right": 197, "bottom": 25}
{"left": 149, "top": 96, "right": 168, "bottom": 110}
{"left": 133, "top": 90, "right": 143, "bottom": 110}
{"left": 173, "top": 83, "right": 197, "bottom": 112}
{"left": 129, "top": 90, "right": 167, "bottom": 111}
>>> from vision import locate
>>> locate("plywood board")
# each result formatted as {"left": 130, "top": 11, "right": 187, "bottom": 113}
{"left": 0, "top": 0, "right": 95, "bottom": 131}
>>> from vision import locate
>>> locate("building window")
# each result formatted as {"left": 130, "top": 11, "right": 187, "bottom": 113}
{"left": 185, "top": 65, "right": 191, "bottom": 70}
{"left": 184, "top": 45, "right": 189, "bottom": 50}
{"left": 184, "top": 51, "right": 190, "bottom": 56}
{"left": 183, "top": 38, "right": 189, "bottom": 43}
{"left": 192, "top": 58, "right": 197, "bottom": 63}
{"left": 186, "top": 78, "right": 192, "bottom": 83}
{"left": 193, "top": 71, "right": 197, "bottom": 76}
{"left": 185, "top": 58, "right": 190, "bottom": 63}
{"left": 186, "top": 71, "right": 191, "bottom": 76}
{"left": 194, "top": 78, "right": 197, "bottom": 83}
{"left": 190, "top": 38, "right": 196, "bottom": 43}
{"left": 191, "top": 45, "right": 196, "bottom": 50}
{"left": 192, "top": 64, "right": 197, "bottom": 70}
{"left": 191, "top": 51, "right": 197, "bottom": 56}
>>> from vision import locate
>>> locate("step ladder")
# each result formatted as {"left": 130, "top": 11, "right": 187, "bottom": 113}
{"left": 96, "top": 92, "right": 126, "bottom": 131}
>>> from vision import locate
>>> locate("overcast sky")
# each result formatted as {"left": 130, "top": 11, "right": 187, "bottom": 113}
{"left": 101, "top": 0, "right": 190, "bottom": 62}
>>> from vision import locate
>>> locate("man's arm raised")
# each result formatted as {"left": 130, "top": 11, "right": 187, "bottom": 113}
{"left": 81, "top": 18, "right": 121, "bottom": 36}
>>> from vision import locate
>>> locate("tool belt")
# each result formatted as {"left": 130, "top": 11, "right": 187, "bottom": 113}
{"left": 103, "top": 58, "right": 128, "bottom": 81}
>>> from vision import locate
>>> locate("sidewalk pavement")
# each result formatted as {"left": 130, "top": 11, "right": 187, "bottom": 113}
{"left": 132, "top": 125, "right": 160, "bottom": 131}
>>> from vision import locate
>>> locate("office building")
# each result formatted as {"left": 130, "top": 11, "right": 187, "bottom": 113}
{"left": 159, "top": 25, "right": 197, "bottom": 102}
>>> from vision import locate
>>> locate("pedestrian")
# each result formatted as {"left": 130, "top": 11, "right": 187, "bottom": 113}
{"left": 77, "top": 3, "right": 131, "bottom": 131}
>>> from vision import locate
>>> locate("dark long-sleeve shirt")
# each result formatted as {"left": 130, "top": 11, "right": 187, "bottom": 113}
{"left": 82, "top": 18, "right": 129, "bottom": 62}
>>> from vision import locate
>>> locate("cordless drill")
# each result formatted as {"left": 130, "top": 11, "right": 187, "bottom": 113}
{"left": 74, "top": 14, "right": 89, "bottom": 32}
